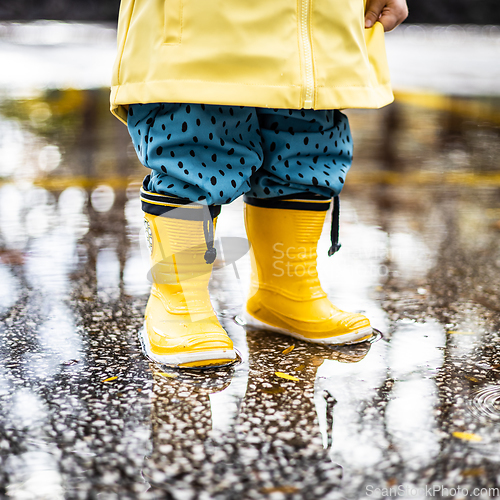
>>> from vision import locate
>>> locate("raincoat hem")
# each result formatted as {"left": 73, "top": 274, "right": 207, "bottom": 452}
{"left": 110, "top": 81, "right": 393, "bottom": 125}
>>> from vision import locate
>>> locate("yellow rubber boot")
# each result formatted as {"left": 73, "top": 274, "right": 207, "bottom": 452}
{"left": 140, "top": 185, "right": 236, "bottom": 368}
{"left": 243, "top": 195, "right": 372, "bottom": 344}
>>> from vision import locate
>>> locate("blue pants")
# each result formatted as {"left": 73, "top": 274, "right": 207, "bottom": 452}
{"left": 127, "top": 104, "right": 353, "bottom": 205}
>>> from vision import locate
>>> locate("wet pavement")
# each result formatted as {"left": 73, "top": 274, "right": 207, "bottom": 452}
{"left": 1, "top": 23, "right": 500, "bottom": 500}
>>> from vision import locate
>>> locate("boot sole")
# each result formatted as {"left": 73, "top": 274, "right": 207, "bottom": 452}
{"left": 242, "top": 311, "right": 373, "bottom": 345}
{"left": 139, "top": 323, "right": 237, "bottom": 368}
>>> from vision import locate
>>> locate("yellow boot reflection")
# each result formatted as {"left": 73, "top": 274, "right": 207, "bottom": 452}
{"left": 143, "top": 330, "right": 372, "bottom": 497}
{"left": 234, "top": 330, "right": 372, "bottom": 495}
{"left": 142, "top": 364, "right": 234, "bottom": 493}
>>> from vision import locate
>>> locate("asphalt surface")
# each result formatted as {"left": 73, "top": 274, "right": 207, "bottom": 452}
{"left": 1, "top": 50, "right": 500, "bottom": 500}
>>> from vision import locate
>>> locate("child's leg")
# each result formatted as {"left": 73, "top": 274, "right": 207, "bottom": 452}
{"left": 127, "top": 103, "right": 264, "bottom": 366}
{"left": 243, "top": 108, "right": 372, "bottom": 344}
{"left": 248, "top": 108, "right": 350, "bottom": 200}
{"left": 127, "top": 103, "right": 263, "bottom": 204}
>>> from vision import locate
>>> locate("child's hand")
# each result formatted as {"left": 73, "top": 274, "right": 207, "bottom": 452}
{"left": 365, "top": 0, "right": 409, "bottom": 32}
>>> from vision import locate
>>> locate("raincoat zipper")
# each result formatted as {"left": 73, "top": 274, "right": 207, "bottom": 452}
{"left": 300, "top": 0, "right": 314, "bottom": 109}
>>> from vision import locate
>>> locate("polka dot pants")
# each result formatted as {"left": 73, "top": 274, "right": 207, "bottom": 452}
{"left": 127, "top": 103, "right": 353, "bottom": 205}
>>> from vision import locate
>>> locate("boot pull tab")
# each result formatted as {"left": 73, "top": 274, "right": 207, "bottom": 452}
{"left": 328, "top": 196, "right": 341, "bottom": 256}
{"left": 203, "top": 207, "right": 217, "bottom": 264}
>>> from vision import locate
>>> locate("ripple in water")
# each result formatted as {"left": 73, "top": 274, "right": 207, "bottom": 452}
{"left": 469, "top": 385, "right": 500, "bottom": 421}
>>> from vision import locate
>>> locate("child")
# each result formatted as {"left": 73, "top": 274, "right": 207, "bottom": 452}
{"left": 110, "top": 0, "right": 408, "bottom": 368}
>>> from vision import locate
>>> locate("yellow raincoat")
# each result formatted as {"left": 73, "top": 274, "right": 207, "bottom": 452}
{"left": 110, "top": 0, "right": 393, "bottom": 124}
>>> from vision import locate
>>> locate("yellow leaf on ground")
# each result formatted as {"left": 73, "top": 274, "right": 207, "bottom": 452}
{"left": 275, "top": 372, "right": 300, "bottom": 382}
{"left": 461, "top": 468, "right": 485, "bottom": 477}
{"left": 447, "top": 331, "right": 476, "bottom": 335}
{"left": 156, "top": 372, "right": 177, "bottom": 378}
{"left": 452, "top": 431, "right": 482, "bottom": 442}
{"left": 262, "top": 387, "right": 285, "bottom": 395}
{"left": 261, "top": 486, "right": 299, "bottom": 494}
{"left": 102, "top": 376, "right": 118, "bottom": 383}
{"left": 282, "top": 345, "right": 295, "bottom": 355}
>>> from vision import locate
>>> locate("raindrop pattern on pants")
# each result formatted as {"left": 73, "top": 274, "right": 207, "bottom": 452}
{"left": 127, "top": 103, "right": 353, "bottom": 205}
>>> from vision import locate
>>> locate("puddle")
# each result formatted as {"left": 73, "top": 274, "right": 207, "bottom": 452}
{"left": 0, "top": 23, "right": 500, "bottom": 499}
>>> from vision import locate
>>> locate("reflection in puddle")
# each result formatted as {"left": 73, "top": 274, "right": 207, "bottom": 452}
{"left": 91, "top": 185, "right": 115, "bottom": 213}
{"left": 315, "top": 340, "right": 388, "bottom": 476}
{"left": 387, "top": 377, "right": 440, "bottom": 468}
{"left": 6, "top": 452, "right": 64, "bottom": 500}
{"left": 208, "top": 372, "right": 248, "bottom": 433}
{"left": 96, "top": 247, "right": 120, "bottom": 301}
{"left": 388, "top": 320, "right": 445, "bottom": 379}
{"left": 388, "top": 232, "right": 435, "bottom": 281}
{"left": 0, "top": 265, "right": 20, "bottom": 313}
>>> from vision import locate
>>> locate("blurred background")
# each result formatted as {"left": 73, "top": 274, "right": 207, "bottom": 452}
{"left": 1, "top": 0, "right": 500, "bottom": 24}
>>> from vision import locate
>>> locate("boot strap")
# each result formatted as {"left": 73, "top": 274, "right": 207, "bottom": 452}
{"left": 328, "top": 195, "right": 341, "bottom": 256}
